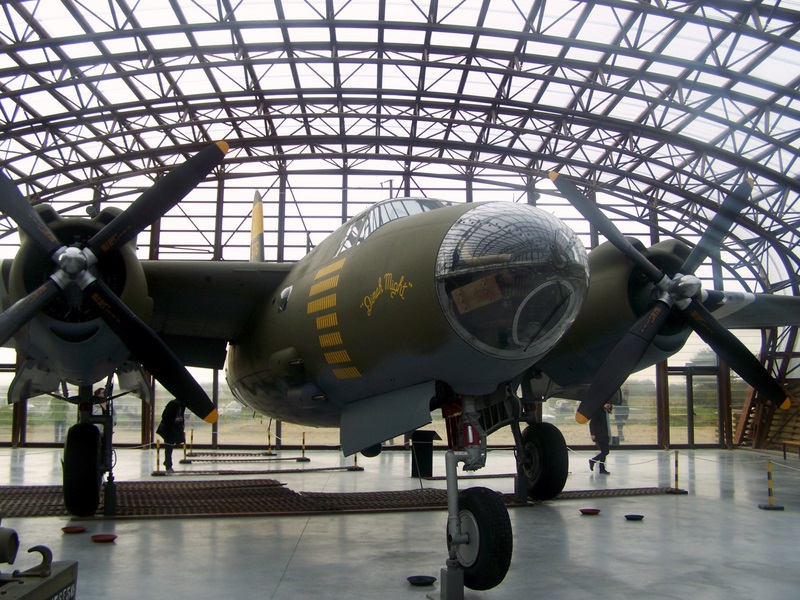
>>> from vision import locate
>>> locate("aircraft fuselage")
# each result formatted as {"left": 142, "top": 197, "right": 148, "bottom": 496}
{"left": 226, "top": 200, "right": 590, "bottom": 429}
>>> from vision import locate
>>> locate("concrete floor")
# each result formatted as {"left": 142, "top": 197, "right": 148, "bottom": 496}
{"left": 1, "top": 444, "right": 798, "bottom": 599}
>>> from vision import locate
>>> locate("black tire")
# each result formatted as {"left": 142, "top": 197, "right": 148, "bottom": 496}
{"left": 63, "top": 423, "right": 102, "bottom": 517}
{"left": 520, "top": 421, "right": 569, "bottom": 500}
{"left": 446, "top": 487, "right": 512, "bottom": 591}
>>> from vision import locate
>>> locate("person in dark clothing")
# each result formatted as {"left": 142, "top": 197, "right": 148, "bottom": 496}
{"left": 157, "top": 399, "right": 186, "bottom": 473}
{"left": 589, "top": 402, "right": 613, "bottom": 474}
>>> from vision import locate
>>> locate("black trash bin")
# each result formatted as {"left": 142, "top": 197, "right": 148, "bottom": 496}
{"left": 410, "top": 430, "right": 441, "bottom": 478}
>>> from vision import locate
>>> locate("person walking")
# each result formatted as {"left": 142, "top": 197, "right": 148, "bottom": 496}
{"left": 589, "top": 402, "right": 613, "bottom": 474}
{"left": 157, "top": 399, "right": 186, "bottom": 473}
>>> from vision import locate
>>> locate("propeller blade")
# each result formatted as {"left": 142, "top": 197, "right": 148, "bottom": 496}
{"left": 680, "top": 178, "right": 753, "bottom": 275}
{"left": 0, "top": 171, "right": 63, "bottom": 258}
{"left": 88, "top": 141, "right": 229, "bottom": 256}
{"left": 549, "top": 171, "right": 665, "bottom": 285}
{"left": 0, "top": 280, "right": 61, "bottom": 346}
{"left": 576, "top": 301, "right": 673, "bottom": 423}
{"left": 679, "top": 299, "right": 791, "bottom": 410}
{"left": 85, "top": 280, "right": 218, "bottom": 423}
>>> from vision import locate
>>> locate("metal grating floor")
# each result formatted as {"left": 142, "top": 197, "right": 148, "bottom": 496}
{"left": 0, "top": 479, "right": 673, "bottom": 519}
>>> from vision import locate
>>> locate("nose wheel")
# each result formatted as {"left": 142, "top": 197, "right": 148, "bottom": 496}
{"left": 439, "top": 449, "right": 513, "bottom": 597}
{"left": 62, "top": 423, "right": 102, "bottom": 517}
{"left": 446, "top": 486, "right": 513, "bottom": 591}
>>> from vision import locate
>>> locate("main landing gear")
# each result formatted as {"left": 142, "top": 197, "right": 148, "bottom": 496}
{"left": 62, "top": 386, "right": 116, "bottom": 517}
{"left": 437, "top": 391, "right": 569, "bottom": 596}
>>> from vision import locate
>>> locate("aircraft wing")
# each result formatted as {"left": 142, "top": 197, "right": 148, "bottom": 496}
{"left": 143, "top": 260, "right": 293, "bottom": 369}
{"left": 705, "top": 290, "right": 800, "bottom": 329}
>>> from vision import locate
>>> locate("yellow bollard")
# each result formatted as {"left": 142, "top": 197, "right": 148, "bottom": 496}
{"left": 758, "top": 460, "right": 784, "bottom": 511}
{"left": 674, "top": 450, "right": 679, "bottom": 489}
{"left": 297, "top": 431, "right": 311, "bottom": 462}
{"left": 666, "top": 450, "right": 688, "bottom": 494}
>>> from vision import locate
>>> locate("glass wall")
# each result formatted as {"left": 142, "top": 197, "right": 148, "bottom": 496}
{"left": 0, "top": 347, "right": 757, "bottom": 451}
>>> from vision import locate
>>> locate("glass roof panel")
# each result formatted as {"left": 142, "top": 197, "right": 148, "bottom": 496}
{"left": 0, "top": 0, "right": 796, "bottom": 309}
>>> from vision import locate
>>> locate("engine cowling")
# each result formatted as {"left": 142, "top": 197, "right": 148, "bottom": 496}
{"left": 5, "top": 205, "right": 152, "bottom": 385}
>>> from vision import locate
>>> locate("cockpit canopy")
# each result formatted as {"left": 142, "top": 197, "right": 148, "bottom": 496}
{"left": 337, "top": 197, "right": 453, "bottom": 255}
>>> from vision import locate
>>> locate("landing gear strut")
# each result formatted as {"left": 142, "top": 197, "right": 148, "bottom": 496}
{"left": 438, "top": 399, "right": 513, "bottom": 598}
{"left": 435, "top": 390, "right": 569, "bottom": 597}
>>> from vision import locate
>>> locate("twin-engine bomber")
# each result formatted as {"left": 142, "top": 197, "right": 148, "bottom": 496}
{"left": 1, "top": 143, "right": 796, "bottom": 591}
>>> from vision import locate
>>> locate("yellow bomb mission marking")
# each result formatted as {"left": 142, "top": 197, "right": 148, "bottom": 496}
{"left": 360, "top": 273, "right": 413, "bottom": 316}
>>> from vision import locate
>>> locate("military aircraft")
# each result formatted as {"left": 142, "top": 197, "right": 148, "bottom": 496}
{"left": 1, "top": 142, "right": 797, "bottom": 591}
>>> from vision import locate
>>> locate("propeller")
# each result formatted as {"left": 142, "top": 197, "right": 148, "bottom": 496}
{"left": 0, "top": 141, "right": 228, "bottom": 423}
{"left": 548, "top": 171, "right": 791, "bottom": 424}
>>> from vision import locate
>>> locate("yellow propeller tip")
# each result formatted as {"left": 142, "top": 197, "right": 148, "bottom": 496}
{"left": 215, "top": 141, "right": 230, "bottom": 154}
{"left": 780, "top": 397, "right": 791, "bottom": 411}
{"left": 548, "top": 171, "right": 559, "bottom": 182}
{"left": 575, "top": 412, "right": 589, "bottom": 424}
{"left": 204, "top": 409, "right": 219, "bottom": 424}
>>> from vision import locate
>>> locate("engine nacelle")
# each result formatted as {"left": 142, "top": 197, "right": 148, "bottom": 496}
{"left": 5, "top": 205, "right": 152, "bottom": 385}
{"left": 534, "top": 238, "right": 693, "bottom": 389}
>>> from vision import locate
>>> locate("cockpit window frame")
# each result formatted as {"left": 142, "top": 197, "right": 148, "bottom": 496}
{"left": 336, "top": 197, "right": 453, "bottom": 255}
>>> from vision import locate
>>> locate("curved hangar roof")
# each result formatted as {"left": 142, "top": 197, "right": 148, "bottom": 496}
{"left": 0, "top": 0, "right": 798, "bottom": 305}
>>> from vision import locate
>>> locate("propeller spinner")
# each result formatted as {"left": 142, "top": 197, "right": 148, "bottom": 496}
{"left": 548, "top": 171, "right": 791, "bottom": 424}
{"left": 0, "top": 141, "right": 229, "bottom": 423}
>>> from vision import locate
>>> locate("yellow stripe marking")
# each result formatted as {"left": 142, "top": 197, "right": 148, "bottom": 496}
{"left": 310, "top": 275, "right": 339, "bottom": 297}
{"left": 315, "top": 258, "right": 347, "bottom": 280}
{"left": 316, "top": 313, "right": 339, "bottom": 330}
{"left": 307, "top": 294, "right": 336, "bottom": 314}
{"left": 324, "top": 350, "right": 351, "bottom": 364}
{"left": 319, "top": 332, "right": 343, "bottom": 348}
{"left": 333, "top": 367, "right": 361, "bottom": 379}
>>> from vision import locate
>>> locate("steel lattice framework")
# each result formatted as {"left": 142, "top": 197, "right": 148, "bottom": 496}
{"left": 1, "top": 0, "right": 799, "bottom": 381}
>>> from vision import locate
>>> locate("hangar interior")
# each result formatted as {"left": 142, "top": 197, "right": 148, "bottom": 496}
{"left": 0, "top": 2, "right": 799, "bottom": 598}
{"left": 1, "top": 0, "right": 798, "bottom": 451}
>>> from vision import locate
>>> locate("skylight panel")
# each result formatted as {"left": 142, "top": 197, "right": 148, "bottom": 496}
{"left": 93, "top": 78, "right": 140, "bottom": 105}
{"left": 607, "top": 95, "right": 649, "bottom": 121}
{"left": 476, "top": 32, "right": 519, "bottom": 52}
{"left": 581, "top": 5, "right": 623, "bottom": 46}
{"left": 194, "top": 28, "right": 247, "bottom": 48}
{"left": 383, "top": 1, "right": 429, "bottom": 24}
{"left": 102, "top": 35, "right": 144, "bottom": 55}
{"left": 663, "top": 22, "right": 714, "bottom": 61}
{"left": 645, "top": 60, "right": 686, "bottom": 79}
{"left": 19, "top": 89, "right": 68, "bottom": 114}
{"left": 436, "top": 1, "right": 483, "bottom": 27}
{"left": 146, "top": 32, "right": 192, "bottom": 51}
{"left": 285, "top": 25, "right": 330, "bottom": 43}
{"left": 239, "top": 25, "right": 285, "bottom": 45}
{"left": 335, "top": 25, "right": 378, "bottom": 44}
{"left": 59, "top": 40, "right": 104, "bottom": 60}
{"left": 747, "top": 48, "right": 799, "bottom": 88}
{"left": 26, "top": 10, "right": 82, "bottom": 38}
{"left": 482, "top": 5, "right": 529, "bottom": 32}
{"left": 430, "top": 29, "right": 475, "bottom": 50}
{"left": 383, "top": 27, "right": 426, "bottom": 45}
{"left": 280, "top": 0, "right": 328, "bottom": 20}
{"left": 564, "top": 45, "right": 606, "bottom": 64}
{"left": 125, "top": 2, "right": 181, "bottom": 28}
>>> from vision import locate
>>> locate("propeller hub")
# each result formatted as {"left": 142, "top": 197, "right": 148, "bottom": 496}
{"left": 668, "top": 274, "right": 702, "bottom": 300}
{"left": 58, "top": 247, "right": 88, "bottom": 277}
